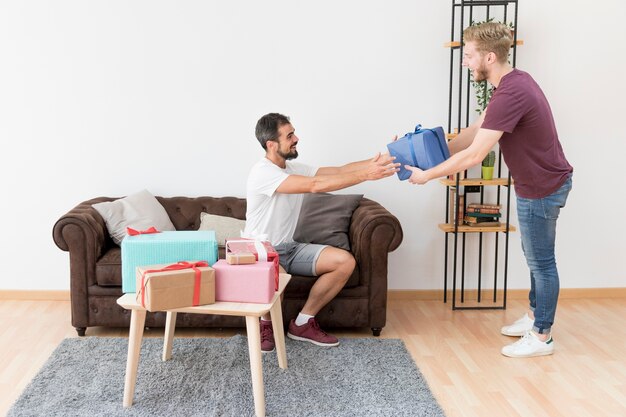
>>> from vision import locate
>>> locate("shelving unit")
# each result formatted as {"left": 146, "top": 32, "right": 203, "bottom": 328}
{"left": 442, "top": 0, "right": 519, "bottom": 310}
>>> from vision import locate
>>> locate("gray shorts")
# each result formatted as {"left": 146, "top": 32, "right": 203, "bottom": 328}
{"left": 274, "top": 241, "right": 327, "bottom": 277}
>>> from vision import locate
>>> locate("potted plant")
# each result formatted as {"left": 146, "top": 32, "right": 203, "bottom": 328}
{"left": 482, "top": 150, "right": 495, "bottom": 180}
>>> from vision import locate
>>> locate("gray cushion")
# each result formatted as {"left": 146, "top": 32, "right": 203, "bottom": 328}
{"left": 293, "top": 193, "right": 363, "bottom": 250}
{"left": 92, "top": 189, "right": 176, "bottom": 245}
{"left": 198, "top": 212, "right": 246, "bottom": 247}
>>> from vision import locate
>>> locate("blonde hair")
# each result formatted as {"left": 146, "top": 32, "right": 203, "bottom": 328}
{"left": 463, "top": 22, "right": 513, "bottom": 63}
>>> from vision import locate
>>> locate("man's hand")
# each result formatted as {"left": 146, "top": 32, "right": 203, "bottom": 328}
{"left": 364, "top": 152, "right": 400, "bottom": 180}
{"left": 405, "top": 165, "right": 430, "bottom": 185}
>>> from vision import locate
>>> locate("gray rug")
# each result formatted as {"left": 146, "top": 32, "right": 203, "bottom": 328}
{"left": 8, "top": 335, "right": 445, "bottom": 417}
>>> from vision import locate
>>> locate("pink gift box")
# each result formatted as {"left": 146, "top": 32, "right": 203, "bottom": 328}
{"left": 225, "top": 239, "right": 279, "bottom": 290}
{"left": 212, "top": 259, "right": 276, "bottom": 304}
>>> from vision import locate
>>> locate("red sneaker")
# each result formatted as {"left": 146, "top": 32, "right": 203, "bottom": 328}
{"left": 260, "top": 320, "right": 275, "bottom": 353}
{"left": 287, "top": 318, "right": 339, "bottom": 347}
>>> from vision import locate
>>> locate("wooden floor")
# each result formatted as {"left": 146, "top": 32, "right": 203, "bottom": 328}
{"left": 1, "top": 297, "right": 625, "bottom": 417}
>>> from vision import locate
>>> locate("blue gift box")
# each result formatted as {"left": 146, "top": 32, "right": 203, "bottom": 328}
{"left": 387, "top": 124, "right": 450, "bottom": 180}
{"left": 121, "top": 230, "right": 218, "bottom": 293}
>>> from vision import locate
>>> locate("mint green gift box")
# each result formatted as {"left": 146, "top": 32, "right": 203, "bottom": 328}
{"left": 121, "top": 231, "right": 218, "bottom": 293}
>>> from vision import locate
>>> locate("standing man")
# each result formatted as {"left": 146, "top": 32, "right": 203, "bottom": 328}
{"left": 404, "top": 22, "right": 573, "bottom": 358}
{"left": 245, "top": 113, "right": 399, "bottom": 352}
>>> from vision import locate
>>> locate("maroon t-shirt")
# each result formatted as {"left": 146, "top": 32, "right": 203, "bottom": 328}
{"left": 482, "top": 69, "right": 573, "bottom": 198}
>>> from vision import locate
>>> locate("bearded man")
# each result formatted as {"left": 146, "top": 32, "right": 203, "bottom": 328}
{"left": 244, "top": 113, "right": 399, "bottom": 352}
{"left": 404, "top": 22, "right": 573, "bottom": 358}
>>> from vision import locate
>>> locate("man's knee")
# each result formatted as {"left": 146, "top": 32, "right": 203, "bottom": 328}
{"left": 339, "top": 251, "right": 356, "bottom": 273}
{"left": 317, "top": 247, "right": 355, "bottom": 276}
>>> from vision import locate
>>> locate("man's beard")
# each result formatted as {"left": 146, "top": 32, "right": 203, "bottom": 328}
{"left": 472, "top": 63, "right": 488, "bottom": 82}
{"left": 278, "top": 148, "right": 298, "bottom": 160}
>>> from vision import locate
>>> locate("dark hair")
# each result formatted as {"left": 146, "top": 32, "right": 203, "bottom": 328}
{"left": 255, "top": 113, "right": 291, "bottom": 150}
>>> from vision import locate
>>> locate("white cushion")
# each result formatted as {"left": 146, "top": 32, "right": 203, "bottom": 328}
{"left": 92, "top": 189, "right": 176, "bottom": 245}
{"left": 198, "top": 212, "right": 245, "bottom": 247}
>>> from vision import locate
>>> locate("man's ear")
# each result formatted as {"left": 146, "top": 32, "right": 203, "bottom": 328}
{"left": 265, "top": 139, "right": 277, "bottom": 152}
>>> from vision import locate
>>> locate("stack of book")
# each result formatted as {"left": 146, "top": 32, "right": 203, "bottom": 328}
{"left": 449, "top": 190, "right": 465, "bottom": 225}
{"left": 464, "top": 203, "right": 501, "bottom": 227}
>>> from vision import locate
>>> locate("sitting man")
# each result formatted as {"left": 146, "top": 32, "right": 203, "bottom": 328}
{"left": 244, "top": 113, "right": 399, "bottom": 352}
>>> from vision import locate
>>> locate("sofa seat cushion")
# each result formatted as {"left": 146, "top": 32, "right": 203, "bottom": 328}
{"left": 96, "top": 248, "right": 122, "bottom": 287}
{"left": 284, "top": 267, "right": 363, "bottom": 298}
{"left": 94, "top": 244, "right": 360, "bottom": 290}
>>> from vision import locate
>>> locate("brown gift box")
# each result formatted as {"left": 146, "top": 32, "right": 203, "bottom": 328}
{"left": 226, "top": 252, "right": 256, "bottom": 265}
{"left": 135, "top": 262, "right": 215, "bottom": 312}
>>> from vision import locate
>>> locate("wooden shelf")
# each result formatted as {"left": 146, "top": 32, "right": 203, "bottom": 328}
{"left": 446, "top": 128, "right": 464, "bottom": 140}
{"left": 441, "top": 2, "right": 519, "bottom": 309}
{"left": 438, "top": 223, "right": 516, "bottom": 233}
{"left": 444, "top": 40, "right": 524, "bottom": 48}
{"left": 439, "top": 177, "right": 513, "bottom": 186}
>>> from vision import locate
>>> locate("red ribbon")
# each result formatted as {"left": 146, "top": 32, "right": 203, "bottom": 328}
{"left": 139, "top": 261, "right": 209, "bottom": 308}
{"left": 127, "top": 226, "right": 160, "bottom": 236}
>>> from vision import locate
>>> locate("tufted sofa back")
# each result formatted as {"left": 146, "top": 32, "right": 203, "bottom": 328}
{"left": 155, "top": 196, "right": 247, "bottom": 231}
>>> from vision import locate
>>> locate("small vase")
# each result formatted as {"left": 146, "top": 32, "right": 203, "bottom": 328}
{"left": 481, "top": 166, "right": 494, "bottom": 180}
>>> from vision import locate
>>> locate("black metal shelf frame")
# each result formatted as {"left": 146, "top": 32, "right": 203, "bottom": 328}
{"left": 443, "top": 0, "right": 519, "bottom": 310}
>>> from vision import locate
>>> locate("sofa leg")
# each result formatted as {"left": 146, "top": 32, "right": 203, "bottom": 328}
{"left": 76, "top": 327, "right": 86, "bottom": 337}
{"left": 371, "top": 327, "right": 382, "bottom": 337}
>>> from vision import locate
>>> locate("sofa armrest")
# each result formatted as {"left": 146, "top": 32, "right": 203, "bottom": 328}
{"left": 53, "top": 198, "right": 112, "bottom": 259}
{"left": 52, "top": 197, "right": 114, "bottom": 329}
{"left": 349, "top": 198, "right": 403, "bottom": 329}
{"left": 349, "top": 198, "right": 403, "bottom": 265}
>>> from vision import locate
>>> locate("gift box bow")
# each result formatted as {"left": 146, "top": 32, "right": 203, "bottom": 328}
{"left": 137, "top": 261, "right": 209, "bottom": 308}
{"left": 127, "top": 226, "right": 160, "bottom": 236}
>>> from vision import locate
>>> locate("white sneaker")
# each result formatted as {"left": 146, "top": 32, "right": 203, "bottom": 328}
{"left": 501, "top": 313, "right": 534, "bottom": 336}
{"left": 501, "top": 331, "right": 554, "bottom": 358}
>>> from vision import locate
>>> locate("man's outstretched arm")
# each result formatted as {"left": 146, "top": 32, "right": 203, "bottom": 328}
{"left": 317, "top": 156, "right": 385, "bottom": 176}
{"left": 447, "top": 111, "right": 487, "bottom": 155}
{"left": 276, "top": 153, "right": 399, "bottom": 194}
{"left": 405, "top": 127, "right": 503, "bottom": 185}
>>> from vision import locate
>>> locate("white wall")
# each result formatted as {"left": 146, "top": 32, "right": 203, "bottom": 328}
{"left": 1, "top": 0, "right": 624, "bottom": 291}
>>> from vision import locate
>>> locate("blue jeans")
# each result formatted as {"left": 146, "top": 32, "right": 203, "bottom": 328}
{"left": 516, "top": 175, "right": 572, "bottom": 335}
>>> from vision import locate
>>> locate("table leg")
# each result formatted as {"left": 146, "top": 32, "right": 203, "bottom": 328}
{"left": 269, "top": 299, "right": 287, "bottom": 369}
{"left": 245, "top": 315, "right": 265, "bottom": 417}
{"left": 163, "top": 311, "right": 177, "bottom": 361}
{"left": 123, "top": 309, "right": 146, "bottom": 407}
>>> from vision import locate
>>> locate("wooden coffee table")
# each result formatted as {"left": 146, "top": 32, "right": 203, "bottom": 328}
{"left": 117, "top": 273, "right": 291, "bottom": 417}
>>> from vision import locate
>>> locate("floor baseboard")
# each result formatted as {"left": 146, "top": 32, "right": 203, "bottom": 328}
{"left": 388, "top": 287, "right": 626, "bottom": 301}
{"left": 1, "top": 288, "right": 625, "bottom": 302}
{"left": 0, "top": 290, "right": 71, "bottom": 301}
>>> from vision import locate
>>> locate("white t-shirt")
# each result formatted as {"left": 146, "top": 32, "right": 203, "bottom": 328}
{"left": 243, "top": 158, "right": 318, "bottom": 246}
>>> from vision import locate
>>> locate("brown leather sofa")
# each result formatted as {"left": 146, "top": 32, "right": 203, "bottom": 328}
{"left": 53, "top": 196, "right": 403, "bottom": 337}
